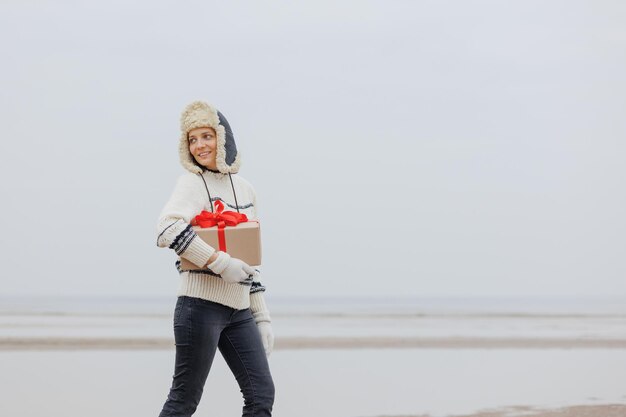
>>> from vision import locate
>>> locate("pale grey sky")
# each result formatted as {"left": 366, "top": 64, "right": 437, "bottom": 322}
{"left": 1, "top": 1, "right": 625, "bottom": 298}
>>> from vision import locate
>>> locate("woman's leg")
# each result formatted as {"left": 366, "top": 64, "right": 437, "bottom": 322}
{"left": 159, "top": 296, "right": 230, "bottom": 417}
{"left": 218, "top": 308, "right": 275, "bottom": 417}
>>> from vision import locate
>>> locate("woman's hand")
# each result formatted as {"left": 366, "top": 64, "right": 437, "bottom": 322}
{"left": 257, "top": 321, "right": 274, "bottom": 357}
{"left": 206, "top": 252, "right": 255, "bottom": 285}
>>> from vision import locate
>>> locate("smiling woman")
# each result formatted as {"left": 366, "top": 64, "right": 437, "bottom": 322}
{"left": 188, "top": 127, "right": 218, "bottom": 171}
{"left": 155, "top": 100, "right": 275, "bottom": 417}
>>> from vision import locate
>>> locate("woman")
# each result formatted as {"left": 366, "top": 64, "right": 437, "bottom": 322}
{"left": 156, "top": 100, "right": 275, "bottom": 417}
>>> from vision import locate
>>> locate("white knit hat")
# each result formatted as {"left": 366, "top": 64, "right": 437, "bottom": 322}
{"left": 179, "top": 100, "right": 242, "bottom": 174}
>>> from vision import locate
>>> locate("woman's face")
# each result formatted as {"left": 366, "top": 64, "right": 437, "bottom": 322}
{"left": 188, "top": 127, "right": 218, "bottom": 170}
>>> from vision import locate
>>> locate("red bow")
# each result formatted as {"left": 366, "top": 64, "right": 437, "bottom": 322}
{"left": 191, "top": 200, "right": 248, "bottom": 252}
{"left": 192, "top": 200, "right": 248, "bottom": 228}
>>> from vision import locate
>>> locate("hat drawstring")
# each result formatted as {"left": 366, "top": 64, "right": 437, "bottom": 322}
{"left": 228, "top": 172, "right": 241, "bottom": 213}
{"left": 199, "top": 173, "right": 214, "bottom": 212}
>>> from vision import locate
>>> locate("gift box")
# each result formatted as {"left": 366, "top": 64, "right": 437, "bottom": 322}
{"left": 178, "top": 201, "right": 262, "bottom": 270}
{"left": 179, "top": 222, "right": 262, "bottom": 270}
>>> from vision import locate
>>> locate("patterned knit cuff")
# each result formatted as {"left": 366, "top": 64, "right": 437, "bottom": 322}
{"left": 180, "top": 235, "right": 216, "bottom": 268}
{"left": 250, "top": 292, "right": 271, "bottom": 323}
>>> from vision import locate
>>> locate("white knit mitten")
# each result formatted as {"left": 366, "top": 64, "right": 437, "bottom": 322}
{"left": 207, "top": 252, "right": 255, "bottom": 284}
{"left": 257, "top": 321, "right": 274, "bottom": 357}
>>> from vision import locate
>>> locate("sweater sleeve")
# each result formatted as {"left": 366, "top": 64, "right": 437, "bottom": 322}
{"left": 246, "top": 185, "right": 271, "bottom": 323}
{"left": 156, "top": 173, "right": 216, "bottom": 268}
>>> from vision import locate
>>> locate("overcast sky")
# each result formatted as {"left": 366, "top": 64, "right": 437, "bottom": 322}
{"left": 1, "top": 1, "right": 625, "bottom": 299}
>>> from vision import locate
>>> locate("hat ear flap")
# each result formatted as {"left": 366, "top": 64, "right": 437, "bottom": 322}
{"left": 215, "top": 111, "right": 241, "bottom": 173}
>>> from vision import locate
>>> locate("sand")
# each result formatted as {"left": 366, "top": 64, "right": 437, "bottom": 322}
{"left": 454, "top": 403, "right": 626, "bottom": 417}
{"left": 374, "top": 404, "right": 626, "bottom": 417}
{"left": 2, "top": 336, "right": 626, "bottom": 350}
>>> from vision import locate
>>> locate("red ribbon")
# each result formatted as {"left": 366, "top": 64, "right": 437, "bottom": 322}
{"left": 191, "top": 200, "right": 249, "bottom": 252}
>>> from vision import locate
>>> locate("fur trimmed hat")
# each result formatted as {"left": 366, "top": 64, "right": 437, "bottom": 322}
{"left": 179, "top": 101, "right": 241, "bottom": 174}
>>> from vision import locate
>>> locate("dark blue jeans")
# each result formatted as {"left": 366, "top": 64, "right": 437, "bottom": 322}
{"left": 159, "top": 296, "right": 275, "bottom": 417}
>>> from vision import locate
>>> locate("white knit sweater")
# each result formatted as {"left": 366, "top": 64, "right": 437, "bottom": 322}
{"left": 157, "top": 170, "right": 270, "bottom": 323}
